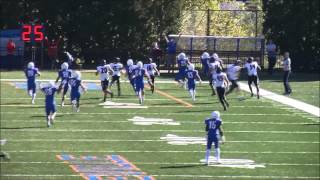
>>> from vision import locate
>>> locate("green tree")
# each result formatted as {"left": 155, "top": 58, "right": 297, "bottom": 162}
{"left": 263, "top": 0, "right": 320, "bottom": 71}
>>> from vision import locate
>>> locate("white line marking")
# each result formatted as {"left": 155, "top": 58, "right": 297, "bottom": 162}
{"left": 3, "top": 150, "right": 319, "bottom": 154}
{"left": 0, "top": 111, "right": 299, "bottom": 116}
{"left": 5, "top": 139, "right": 319, "bottom": 143}
{"left": 128, "top": 116, "right": 180, "bottom": 125}
{"left": 239, "top": 82, "right": 320, "bottom": 117}
{"left": 1, "top": 129, "right": 318, "bottom": 133}
{"left": 2, "top": 119, "right": 319, "bottom": 125}
{"left": 0, "top": 174, "right": 319, "bottom": 179}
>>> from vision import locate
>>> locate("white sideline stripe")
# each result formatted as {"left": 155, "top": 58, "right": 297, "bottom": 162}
{"left": 1, "top": 129, "right": 318, "bottom": 134}
{"left": 239, "top": 82, "right": 320, "bottom": 117}
{"left": 4, "top": 150, "right": 319, "bottom": 154}
{"left": 0, "top": 111, "right": 300, "bottom": 116}
{"left": 0, "top": 174, "right": 318, "bottom": 179}
{"left": 6, "top": 139, "right": 319, "bottom": 143}
{"left": 3, "top": 119, "right": 317, "bottom": 125}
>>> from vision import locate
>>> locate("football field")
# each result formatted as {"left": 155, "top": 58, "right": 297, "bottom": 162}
{"left": 0, "top": 71, "right": 319, "bottom": 180}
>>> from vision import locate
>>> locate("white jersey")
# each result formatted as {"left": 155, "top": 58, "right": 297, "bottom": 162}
{"left": 214, "top": 72, "right": 228, "bottom": 88}
{"left": 96, "top": 65, "right": 111, "bottom": 81}
{"left": 245, "top": 61, "right": 259, "bottom": 76}
{"left": 110, "top": 63, "right": 123, "bottom": 76}
{"left": 143, "top": 63, "right": 157, "bottom": 76}
{"left": 227, "top": 64, "right": 241, "bottom": 80}
{"left": 283, "top": 58, "right": 291, "bottom": 71}
{"left": 209, "top": 61, "right": 221, "bottom": 80}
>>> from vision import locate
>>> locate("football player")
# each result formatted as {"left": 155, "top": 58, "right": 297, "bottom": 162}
{"left": 244, "top": 57, "right": 261, "bottom": 99}
{"left": 175, "top": 52, "right": 189, "bottom": 88}
{"left": 132, "top": 61, "right": 152, "bottom": 104}
{"left": 204, "top": 111, "right": 225, "bottom": 165}
{"left": 185, "top": 64, "right": 202, "bottom": 102}
{"left": 55, "top": 62, "right": 72, "bottom": 106}
{"left": 110, "top": 57, "right": 123, "bottom": 96}
{"left": 69, "top": 71, "right": 87, "bottom": 112}
{"left": 208, "top": 54, "right": 222, "bottom": 96}
{"left": 125, "top": 59, "right": 137, "bottom": 91}
{"left": 200, "top": 52, "right": 210, "bottom": 77}
{"left": 40, "top": 81, "right": 61, "bottom": 127}
{"left": 215, "top": 67, "right": 230, "bottom": 111}
{"left": 96, "top": 59, "right": 114, "bottom": 102}
{"left": 226, "top": 60, "right": 242, "bottom": 96}
{"left": 143, "top": 58, "right": 160, "bottom": 93}
{"left": 24, "top": 62, "right": 41, "bottom": 104}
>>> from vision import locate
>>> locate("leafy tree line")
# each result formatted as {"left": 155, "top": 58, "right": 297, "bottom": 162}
{"left": 1, "top": 0, "right": 183, "bottom": 66}
{"left": 262, "top": 0, "right": 319, "bottom": 72}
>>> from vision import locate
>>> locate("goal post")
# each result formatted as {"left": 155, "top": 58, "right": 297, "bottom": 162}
{"left": 168, "top": 34, "right": 265, "bottom": 67}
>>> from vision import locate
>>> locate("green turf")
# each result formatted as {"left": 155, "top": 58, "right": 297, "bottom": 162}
{"left": 0, "top": 71, "right": 319, "bottom": 180}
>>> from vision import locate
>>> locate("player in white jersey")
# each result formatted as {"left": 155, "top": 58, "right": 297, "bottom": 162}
{"left": 226, "top": 60, "right": 241, "bottom": 96}
{"left": 208, "top": 55, "right": 222, "bottom": 96}
{"left": 244, "top": 57, "right": 261, "bottom": 99}
{"left": 110, "top": 57, "right": 123, "bottom": 96}
{"left": 214, "top": 67, "right": 230, "bottom": 111}
{"left": 96, "top": 59, "right": 114, "bottom": 102}
{"left": 143, "top": 58, "right": 160, "bottom": 93}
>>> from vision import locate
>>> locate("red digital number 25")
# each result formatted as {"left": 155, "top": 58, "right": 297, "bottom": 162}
{"left": 22, "top": 25, "right": 44, "bottom": 41}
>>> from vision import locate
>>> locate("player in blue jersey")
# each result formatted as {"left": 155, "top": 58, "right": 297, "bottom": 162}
{"left": 69, "top": 71, "right": 87, "bottom": 112}
{"left": 96, "top": 59, "right": 114, "bottom": 102}
{"left": 200, "top": 52, "right": 210, "bottom": 77}
{"left": 143, "top": 58, "right": 160, "bottom": 93}
{"left": 185, "top": 64, "right": 202, "bottom": 102}
{"left": 204, "top": 111, "right": 225, "bottom": 165}
{"left": 175, "top": 52, "right": 189, "bottom": 88}
{"left": 55, "top": 62, "right": 72, "bottom": 106}
{"left": 24, "top": 62, "right": 41, "bottom": 104}
{"left": 132, "top": 61, "right": 152, "bottom": 104}
{"left": 125, "top": 59, "right": 137, "bottom": 91}
{"left": 40, "top": 81, "right": 61, "bottom": 127}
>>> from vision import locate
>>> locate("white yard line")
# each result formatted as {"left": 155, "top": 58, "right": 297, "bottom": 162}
{"left": 3, "top": 150, "right": 319, "bottom": 154}
{"left": 0, "top": 174, "right": 318, "bottom": 179}
{"left": 1, "top": 129, "right": 318, "bottom": 133}
{"left": 2, "top": 119, "right": 316, "bottom": 125}
{"left": 239, "top": 82, "right": 320, "bottom": 117}
{"left": 5, "top": 139, "right": 319, "bottom": 143}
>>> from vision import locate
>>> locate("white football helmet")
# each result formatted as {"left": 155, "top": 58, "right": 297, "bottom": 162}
{"left": 201, "top": 52, "right": 210, "bottom": 59}
{"left": 177, "top": 52, "right": 186, "bottom": 60}
{"left": 212, "top": 53, "right": 219, "bottom": 59}
{"left": 72, "top": 70, "right": 81, "bottom": 80}
{"left": 211, "top": 111, "right": 220, "bottom": 119}
{"left": 61, "top": 62, "right": 69, "bottom": 70}
{"left": 127, "top": 59, "right": 133, "bottom": 66}
{"left": 27, "top": 62, "right": 35, "bottom": 69}
{"left": 137, "top": 61, "right": 143, "bottom": 68}
{"left": 188, "top": 63, "right": 195, "bottom": 71}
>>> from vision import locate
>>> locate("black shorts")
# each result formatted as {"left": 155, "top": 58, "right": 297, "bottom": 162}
{"left": 248, "top": 75, "right": 259, "bottom": 86}
{"left": 230, "top": 80, "right": 239, "bottom": 88}
{"left": 112, "top": 75, "right": 120, "bottom": 82}
{"left": 216, "top": 87, "right": 226, "bottom": 98}
{"left": 101, "top": 80, "right": 109, "bottom": 91}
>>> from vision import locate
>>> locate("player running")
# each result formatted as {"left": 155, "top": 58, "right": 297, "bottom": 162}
{"left": 143, "top": 58, "right": 160, "bottom": 93}
{"left": 132, "top": 61, "right": 152, "bottom": 104}
{"left": 110, "top": 57, "right": 123, "bottom": 96}
{"left": 25, "top": 62, "right": 41, "bottom": 104}
{"left": 125, "top": 59, "right": 137, "bottom": 91}
{"left": 208, "top": 55, "right": 222, "bottom": 96}
{"left": 40, "top": 81, "right": 61, "bottom": 127}
{"left": 185, "top": 64, "right": 202, "bottom": 102}
{"left": 175, "top": 52, "right": 189, "bottom": 88}
{"left": 215, "top": 67, "right": 230, "bottom": 111}
{"left": 55, "top": 62, "right": 72, "bottom": 106}
{"left": 244, "top": 57, "right": 261, "bottom": 99}
{"left": 204, "top": 111, "right": 225, "bottom": 165}
{"left": 96, "top": 59, "right": 114, "bottom": 102}
{"left": 69, "top": 71, "right": 87, "bottom": 112}
{"left": 200, "top": 52, "right": 210, "bottom": 77}
{"left": 226, "top": 60, "right": 242, "bottom": 96}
